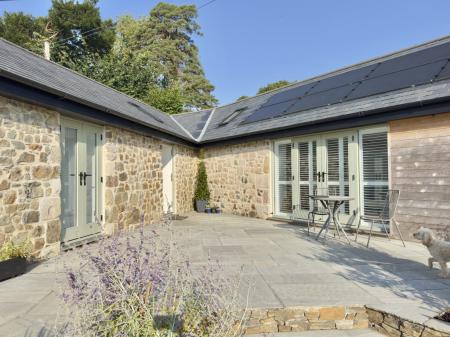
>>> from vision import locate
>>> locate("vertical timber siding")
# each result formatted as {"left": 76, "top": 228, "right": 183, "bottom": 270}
{"left": 203, "top": 140, "right": 272, "bottom": 218}
{"left": 389, "top": 113, "right": 450, "bottom": 239}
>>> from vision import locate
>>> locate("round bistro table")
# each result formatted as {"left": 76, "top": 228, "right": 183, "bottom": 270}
{"left": 309, "top": 195, "right": 354, "bottom": 244}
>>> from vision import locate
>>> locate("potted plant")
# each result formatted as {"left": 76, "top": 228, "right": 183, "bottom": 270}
{"left": 0, "top": 240, "right": 31, "bottom": 282}
{"left": 194, "top": 161, "right": 210, "bottom": 213}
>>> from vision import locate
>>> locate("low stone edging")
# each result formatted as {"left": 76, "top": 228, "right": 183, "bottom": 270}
{"left": 367, "top": 306, "right": 450, "bottom": 337}
{"left": 242, "top": 305, "right": 369, "bottom": 335}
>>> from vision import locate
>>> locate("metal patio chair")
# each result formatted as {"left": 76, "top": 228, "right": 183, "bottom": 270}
{"left": 308, "top": 187, "right": 332, "bottom": 235}
{"left": 355, "top": 189, "right": 405, "bottom": 248}
{"left": 292, "top": 187, "right": 332, "bottom": 236}
{"left": 291, "top": 204, "right": 314, "bottom": 236}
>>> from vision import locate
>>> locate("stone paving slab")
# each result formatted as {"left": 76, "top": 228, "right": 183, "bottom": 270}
{"left": 0, "top": 213, "right": 449, "bottom": 336}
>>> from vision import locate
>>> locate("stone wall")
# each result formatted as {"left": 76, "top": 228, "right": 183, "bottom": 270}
{"left": 103, "top": 126, "right": 163, "bottom": 233}
{"left": 203, "top": 140, "right": 271, "bottom": 218}
{"left": 389, "top": 114, "right": 450, "bottom": 239}
{"left": 0, "top": 96, "right": 61, "bottom": 257}
{"left": 242, "top": 306, "right": 368, "bottom": 335}
{"left": 173, "top": 145, "right": 198, "bottom": 214}
{"left": 367, "top": 306, "right": 450, "bottom": 337}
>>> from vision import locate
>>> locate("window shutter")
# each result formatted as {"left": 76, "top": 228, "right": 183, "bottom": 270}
{"left": 298, "top": 141, "right": 317, "bottom": 211}
{"left": 361, "top": 131, "right": 389, "bottom": 217}
{"left": 275, "top": 143, "right": 292, "bottom": 214}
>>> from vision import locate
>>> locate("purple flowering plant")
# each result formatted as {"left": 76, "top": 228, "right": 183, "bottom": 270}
{"left": 56, "top": 214, "right": 248, "bottom": 336}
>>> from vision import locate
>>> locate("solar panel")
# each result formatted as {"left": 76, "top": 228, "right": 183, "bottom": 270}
{"left": 242, "top": 41, "right": 450, "bottom": 125}
{"left": 346, "top": 60, "right": 446, "bottom": 101}
{"left": 261, "top": 82, "right": 317, "bottom": 107}
{"left": 436, "top": 60, "right": 450, "bottom": 80}
{"left": 369, "top": 42, "right": 450, "bottom": 78}
{"left": 243, "top": 100, "right": 295, "bottom": 124}
{"left": 307, "top": 64, "right": 378, "bottom": 94}
{"left": 283, "top": 84, "right": 357, "bottom": 115}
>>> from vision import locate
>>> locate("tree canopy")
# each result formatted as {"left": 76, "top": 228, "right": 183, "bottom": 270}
{"left": 0, "top": 1, "right": 216, "bottom": 114}
{"left": 257, "top": 80, "right": 291, "bottom": 94}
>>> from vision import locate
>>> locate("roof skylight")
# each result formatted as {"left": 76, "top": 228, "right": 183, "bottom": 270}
{"left": 219, "top": 107, "right": 248, "bottom": 126}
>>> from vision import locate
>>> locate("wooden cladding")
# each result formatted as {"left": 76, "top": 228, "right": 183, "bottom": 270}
{"left": 389, "top": 113, "right": 450, "bottom": 238}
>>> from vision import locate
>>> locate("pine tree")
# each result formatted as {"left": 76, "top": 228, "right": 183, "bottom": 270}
{"left": 115, "top": 2, "right": 217, "bottom": 110}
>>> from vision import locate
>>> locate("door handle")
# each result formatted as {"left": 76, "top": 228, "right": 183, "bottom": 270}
{"left": 79, "top": 172, "right": 83, "bottom": 186}
{"left": 316, "top": 172, "right": 321, "bottom": 182}
{"left": 83, "top": 172, "right": 92, "bottom": 186}
{"left": 321, "top": 172, "right": 327, "bottom": 182}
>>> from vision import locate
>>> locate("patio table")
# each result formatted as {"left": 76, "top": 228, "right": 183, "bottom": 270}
{"left": 310, "top": 195, "right": 354, "bottom": 244}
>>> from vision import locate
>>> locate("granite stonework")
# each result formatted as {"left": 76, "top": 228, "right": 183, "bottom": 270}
{"left": 173, "top": 145, "right": 198, "bottom": 214}
{"left": 103, "top": 126, "right": 198, "bottom": 233}
{"left": 367, "top": 306, "right": 450, "bottom": 337}
{"left": 103, "top": 126, "right": 164, "bottom": 233}
{"left": 0, "top": 96, "right": 61, "bottom": 258}
{"left": 203, "top": 140, "right": 272, "bottom": 218}
{"left": 0, "top": 94, "right": 199, "bottom": 257}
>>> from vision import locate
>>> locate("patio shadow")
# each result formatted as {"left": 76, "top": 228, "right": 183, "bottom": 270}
{"left": 273, "top": 222, "right": 450, "bottom": 313}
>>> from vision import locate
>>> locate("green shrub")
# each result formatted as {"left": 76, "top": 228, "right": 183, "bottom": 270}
{"left": 0, "top": 240, "right": 32, "bottom": 262}
{"left": 194, "top": 161, "right": 210, "bottom": 201}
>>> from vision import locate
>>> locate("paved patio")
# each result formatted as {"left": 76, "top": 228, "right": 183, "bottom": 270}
{"left": 0, "top": 213, "right": 449, "bottom": 336}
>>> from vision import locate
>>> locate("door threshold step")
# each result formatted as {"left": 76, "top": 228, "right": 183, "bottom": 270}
{"left": 61, "top": 233, "right": 102, "bottom": 251}
{"left": 249, "top": 329, "right": 384, "bottom": 336}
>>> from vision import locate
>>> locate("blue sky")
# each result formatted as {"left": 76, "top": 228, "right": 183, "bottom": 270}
{"left": 2, "top": 0, "right": 450, "bottom": 105}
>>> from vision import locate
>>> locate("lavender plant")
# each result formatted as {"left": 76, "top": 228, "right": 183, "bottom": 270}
{"left": 56, "top": 215, "right": 247, "bottom": 337}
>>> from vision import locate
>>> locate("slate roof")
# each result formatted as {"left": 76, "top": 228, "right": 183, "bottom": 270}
{"left": 172, "top": 109, "right": 212, "bottom": 139}
{"left": 0, "top": 38, "right": 192, "bottom": 141}
{"left": 2, "top": 36, "right": 450, "bottom": 145}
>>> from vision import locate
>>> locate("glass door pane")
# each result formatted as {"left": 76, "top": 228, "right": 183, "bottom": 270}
{"left": 85, "top": 131, "right": 97, "bottom": 225}
{"left": 61, "top": 127, "right": 78, "bottom": 231}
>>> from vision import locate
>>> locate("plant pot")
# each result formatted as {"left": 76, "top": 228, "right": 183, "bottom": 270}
{"left": 195, "top": 200, "right": 208, "bottom": 213}
{"left": 0, "top": 257, "right": 27, "bottom": 282}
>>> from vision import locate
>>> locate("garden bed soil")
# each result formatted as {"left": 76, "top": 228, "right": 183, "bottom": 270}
{"left": 0, "top": 257, "right": 27, "bottom": 282}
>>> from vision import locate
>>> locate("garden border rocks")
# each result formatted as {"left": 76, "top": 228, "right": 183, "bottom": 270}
{"left": 241, "top": 305, "right": 369, "bottom": 335}
{"left": 367, "top": 305, "right": 450, "bottom": 337}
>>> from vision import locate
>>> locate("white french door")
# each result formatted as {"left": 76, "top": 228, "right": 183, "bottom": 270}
{"left": 274, "top": 126, "right": 389, "bottom": 226}
{"left": 288, "top": 131, "right": 358, "bottom": 225}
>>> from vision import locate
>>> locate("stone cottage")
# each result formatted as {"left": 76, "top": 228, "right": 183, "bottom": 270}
{"left": 1, "top": 36, "right": 450, "bottom": 257}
